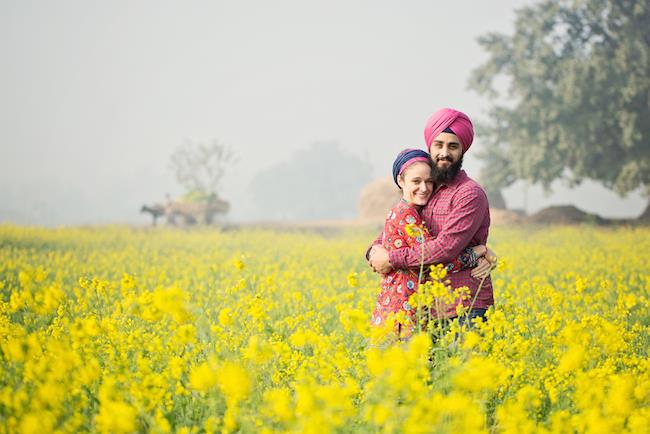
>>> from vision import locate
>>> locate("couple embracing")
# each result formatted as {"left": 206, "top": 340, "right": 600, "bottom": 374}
{"left": 367, "top": 108, "right": 496, "bottom": 341}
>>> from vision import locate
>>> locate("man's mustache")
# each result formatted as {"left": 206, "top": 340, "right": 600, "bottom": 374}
{"left": 436, "top": 157, "right": 453, "bottom": 162}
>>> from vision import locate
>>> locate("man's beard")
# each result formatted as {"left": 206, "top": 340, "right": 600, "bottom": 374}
{"left": 431, "top": 155, "right": 463, "bottom": 184}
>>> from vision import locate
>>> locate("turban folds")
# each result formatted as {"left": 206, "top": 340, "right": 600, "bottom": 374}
{"left": 392, "top": 148, "right": 431, "bottom": 187}
{"left": 424, "top": 108, "right": 474, "bottom": 153}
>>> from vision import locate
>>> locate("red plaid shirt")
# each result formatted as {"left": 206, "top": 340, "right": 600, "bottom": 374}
{"left": 370, "top": 170, "right": 493, "bottom": 317}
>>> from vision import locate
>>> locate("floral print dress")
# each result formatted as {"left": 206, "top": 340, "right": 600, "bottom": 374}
{"left": 371, "top": 199, "right": 468, "bottom": 338}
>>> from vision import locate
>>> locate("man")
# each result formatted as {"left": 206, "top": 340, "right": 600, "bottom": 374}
{"left": 368, "top": 108, "right": 494, "bottom": 322}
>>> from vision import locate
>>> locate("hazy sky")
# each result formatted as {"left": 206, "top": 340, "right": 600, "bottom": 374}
{"left": 1, "top": 0, "right": 646, "bottom": 225}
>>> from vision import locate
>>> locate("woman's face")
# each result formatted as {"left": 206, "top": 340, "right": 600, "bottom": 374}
{"left": 398, "top": 161, "right": 434, "bottom": 206}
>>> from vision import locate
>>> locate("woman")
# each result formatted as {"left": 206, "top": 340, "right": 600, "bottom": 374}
{"left": 371, "top": 149, "right": 492, "bottom": 340}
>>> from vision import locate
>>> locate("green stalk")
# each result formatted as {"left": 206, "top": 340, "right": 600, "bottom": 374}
{"left": 464, "top": 262, "right": 496, "bottom": 327}
{"left": 416, "top": 226, "right": 425, "bottom": 333}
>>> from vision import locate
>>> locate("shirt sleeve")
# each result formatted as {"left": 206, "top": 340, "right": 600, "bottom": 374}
{"left": 389, "top": 187, "right": 488, "bottom": 269}
{"left": 393, "top": 205, "right": 479, "bottom": 272}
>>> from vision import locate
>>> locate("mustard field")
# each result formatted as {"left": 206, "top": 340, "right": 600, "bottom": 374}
{"left": 1, "top": 224, "right": 649, "bottom": 433}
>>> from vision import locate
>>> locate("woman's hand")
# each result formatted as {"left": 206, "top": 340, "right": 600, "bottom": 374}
{"left": 470, "top": 247, "right": 498, "bottom": 279}
{"left": 486, "top": 247, "right": 498, "bottom": 264}
{"left": 471, "top": 257, "right": 493, "bottom": 279}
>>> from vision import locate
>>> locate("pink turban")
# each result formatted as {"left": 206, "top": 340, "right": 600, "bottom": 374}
{"left": 424, "top": 108, "right": 474, "bottom": 153}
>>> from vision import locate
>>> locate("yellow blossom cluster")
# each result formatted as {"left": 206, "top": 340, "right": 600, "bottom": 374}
{"left": 0, "top": 224, "right": 649, "bottom": 433}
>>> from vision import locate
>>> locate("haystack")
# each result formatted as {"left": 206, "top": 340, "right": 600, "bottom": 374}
{"left": 358, "top": 176, "right": 401, "bottom": 221}
{"left": 490, "top": 208, "right": 524, "bottom": 225}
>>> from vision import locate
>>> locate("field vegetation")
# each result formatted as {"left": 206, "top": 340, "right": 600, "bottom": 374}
{"left": 1, "top": 225, "right": 649, "bottom": 433}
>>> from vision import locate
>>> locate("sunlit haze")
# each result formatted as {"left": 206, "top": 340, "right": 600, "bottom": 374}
{"left": 1, "top": 0, "right": 645, "bottom": 225}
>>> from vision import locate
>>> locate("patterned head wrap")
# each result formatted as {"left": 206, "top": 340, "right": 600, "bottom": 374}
{"left": 392, "top": 148, "right": 431, "bottom": 187}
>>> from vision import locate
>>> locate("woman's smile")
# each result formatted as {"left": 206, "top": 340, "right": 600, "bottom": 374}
{"left": 398, "top": 161, "right": 434, "bottom": 206}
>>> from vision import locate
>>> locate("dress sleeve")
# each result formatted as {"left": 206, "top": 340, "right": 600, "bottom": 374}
{"left": 444, "top": 247, "right": 479, "bottom": 273}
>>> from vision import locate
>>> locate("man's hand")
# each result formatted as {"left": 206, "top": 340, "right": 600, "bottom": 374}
{"left": 369, "top": 246, "right": 392, "bottom": 274}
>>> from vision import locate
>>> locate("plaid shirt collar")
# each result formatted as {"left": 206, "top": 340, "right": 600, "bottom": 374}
{"left": 435, "top": 170, "right": 469, "bottom": 193}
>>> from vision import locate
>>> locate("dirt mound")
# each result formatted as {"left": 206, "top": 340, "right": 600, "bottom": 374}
{"left": 526, "top": 205, "right": 606, "bottom": 225}
{"left": 358, "top": 176, "right": 401, "bottom": 221}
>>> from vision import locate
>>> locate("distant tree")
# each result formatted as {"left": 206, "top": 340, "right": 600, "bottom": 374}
{"left": 251, "top": 142, "right": 372, "bottom": 220}
{"left": 469, "top": 0, "right": 650, "bottom": 212}
{"left": 169, "top": 140, "right": 235, "bottom": 201}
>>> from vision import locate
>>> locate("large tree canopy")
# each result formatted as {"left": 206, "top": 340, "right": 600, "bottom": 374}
{"left": 469, "top": 0, "right": 649, "bottom": 199}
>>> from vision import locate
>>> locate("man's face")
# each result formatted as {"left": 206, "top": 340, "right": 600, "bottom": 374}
{"left": 430, "top": 132, "right": 463, "bottom": 183}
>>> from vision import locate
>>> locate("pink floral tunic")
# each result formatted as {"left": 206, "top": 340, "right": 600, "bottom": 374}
{"left": 371, "top": 199, "right": 466, "bottom": 338}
